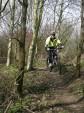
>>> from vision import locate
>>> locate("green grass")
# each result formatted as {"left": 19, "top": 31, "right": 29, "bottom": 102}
{"left": 34, "top": 58, "right": 46, "bottom": 68}
{"left": 0, "top": 64, "right": 18, "bottom": 76}
{"left": 0, "top": 63, "right": 84, "bottom": 113}
{"left": 81, "top": 60, "right": 84, "bottom": 68}
{"left": 8, "top": 101, "right": 23, "bottom": 113}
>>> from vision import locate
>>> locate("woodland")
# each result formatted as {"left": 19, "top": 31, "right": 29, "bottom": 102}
{"left": 0, "top": 0, "right": 84, "bottom": 113}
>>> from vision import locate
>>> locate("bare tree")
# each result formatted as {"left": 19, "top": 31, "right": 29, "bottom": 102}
{"left": 53, "top": 0, "right": 59, "bottom": 29}
{"left": 16, "top": 0, "right": 28, "bottom": 97}
{"left": 6, "top": 0, "right": 16, "bottom": 66}
{"left": 56, "top": 0, "right": 64, "bottom": 38}
{"left": 27, "top": 0, "right": 44, "bottom": 70}
{"left": 0, "top": 0, "right": 2, "bottom": 16}
{"left": 76, "top": 0, "right": 84, "bottom": 77}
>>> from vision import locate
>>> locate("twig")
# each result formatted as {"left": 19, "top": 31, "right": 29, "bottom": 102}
{"left": 0, "top": 95, "right": 13, "bottom": 107}
{"left": 32, "top": 96, "right": 84, "bottom": 112}
{"left": 0, "top": 0, "right": 9, "bottom": 13}
{"left": 4, "top": 100, "right": 12, "bottom": 113}
{"left": 0, "top": 11, "right": 10, "bottom": 19}
{"left": 23, "top": 106, "right": 35, "bottom": 113}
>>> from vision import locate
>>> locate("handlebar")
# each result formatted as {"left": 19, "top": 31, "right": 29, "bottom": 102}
{"left": 57, "top": 45, "right": 64, "bottom": 49}
{"left": 46, "top": 46, "right": 64, "bottom": 51}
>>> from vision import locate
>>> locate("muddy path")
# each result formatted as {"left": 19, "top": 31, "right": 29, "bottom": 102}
{"left": 23, "top": 65, "right": 84, "bottom": 113}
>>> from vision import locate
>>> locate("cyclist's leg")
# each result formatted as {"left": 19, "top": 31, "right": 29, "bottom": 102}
{"left": 53, "top": 50, "right": 58, "bottom": 65}
{"left": 48, "top": 49, "right": 52, "bottom": 64}
{"left": 46, "top": 49, "right": 51, "bottom": 66}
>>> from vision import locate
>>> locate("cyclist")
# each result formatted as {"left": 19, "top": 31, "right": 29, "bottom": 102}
{"left": 45, "top": 32, "right": 61, "bottom": 67}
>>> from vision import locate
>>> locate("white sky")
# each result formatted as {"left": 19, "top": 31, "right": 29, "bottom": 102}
{"left": 0, "top": 0, "right": 81, "bottom": 36}
{"left": 43, "top": 0, "right": 80, "bottom": 24}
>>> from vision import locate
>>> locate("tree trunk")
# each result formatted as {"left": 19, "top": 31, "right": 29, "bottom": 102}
{"left": 0, "top": 0, "right": 2, "bottom": 16}
{"left": 16, "top": 0, "right": 28, "bottom": 97}
{"left": 6, "top": 0, "right": 16, "bottom": 66}
{"left": 55, "top": 0, "right": 64, "bottom": 38}
{"left": 53, "top": 0, "right": 58, "bottom": 29}
{"left": 76, "top": 0, "right": 84, "bottom": 77}
{"left": 27, "top": 0, "right": 44, "bottom": 70}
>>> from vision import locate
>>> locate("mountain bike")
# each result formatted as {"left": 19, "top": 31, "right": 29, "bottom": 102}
{"left": 46, "top": 46, "right": 63, "bottom": 74}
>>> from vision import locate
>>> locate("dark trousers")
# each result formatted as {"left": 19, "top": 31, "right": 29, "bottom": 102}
{"left": 47, "top": 47, "right": 57, "bottom": 64}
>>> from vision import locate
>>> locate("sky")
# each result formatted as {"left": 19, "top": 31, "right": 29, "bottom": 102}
{"left": 0, "top": 0, "right": 81, "bottom": 36}
{"left": 42, "top": 0, "right": 81, "bottom": 30}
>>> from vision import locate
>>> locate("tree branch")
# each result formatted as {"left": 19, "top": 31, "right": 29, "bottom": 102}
{"left": 0, "top": 11, "right": 10, "bottom": 19}
{"left": 18, "top": 0, "right": 23, "bottom": 6}
{"left": 12, "top": 37, "right": 21, "bottom": 43}
{"left": 18, "top": 0, "right": 28, "bottom": 7}
{"left": 32, "top": 96, "right": 84, "bottom": 112}
{"left": 12, "top": 37, "right": 24, "bottom": 47}
{"left": 4, "top": 100, "right": 12, "bottom": 113}
{"left": 0, "top": 0, "right": 9, "bottom": 13}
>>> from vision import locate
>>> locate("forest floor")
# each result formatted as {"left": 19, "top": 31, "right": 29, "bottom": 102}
{"left": 0, "top": 62, "right": 84, "bottom": 113}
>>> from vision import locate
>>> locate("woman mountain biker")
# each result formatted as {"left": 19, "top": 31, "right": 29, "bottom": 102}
{"left": 45, "top": 32, "right": 61, "bottom": 68}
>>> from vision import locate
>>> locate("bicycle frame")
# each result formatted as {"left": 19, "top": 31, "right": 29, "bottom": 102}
{"left": 47, "top": 47, "right": 61, "bottom": 73}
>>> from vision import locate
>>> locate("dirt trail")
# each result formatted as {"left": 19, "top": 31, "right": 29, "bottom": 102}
{"left": 24, "top": 65, "right": 84, "bottom": 113}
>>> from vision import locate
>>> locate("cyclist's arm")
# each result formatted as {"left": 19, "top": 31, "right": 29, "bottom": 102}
{"left": 57, "top": 39, "right": 61, "bottom": 45}
{"left": 45, "top": 37, "right": 50, "bottom": 48}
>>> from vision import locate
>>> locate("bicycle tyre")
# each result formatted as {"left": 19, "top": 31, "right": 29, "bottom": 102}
{"left": 46, "top": 58, "right": 53, "bottom": 72}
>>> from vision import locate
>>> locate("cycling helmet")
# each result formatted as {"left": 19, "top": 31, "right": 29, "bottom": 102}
{"left": 51, "top": 31, "right": 55, "bottom": 37}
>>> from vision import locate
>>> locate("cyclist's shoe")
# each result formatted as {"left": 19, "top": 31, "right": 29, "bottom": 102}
{"left": 49, "top": 63, "right": 52, "bottom": 67}
{"left": 49, "top": 63, "right": 53, "bottom": 72}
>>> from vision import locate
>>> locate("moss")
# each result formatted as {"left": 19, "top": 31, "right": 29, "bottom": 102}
{"left": 8, "top": 102, "right": 23, "bottom": 113}
{"left": 34, "top": 59, "right": 46, "bottom": 68}
{"left": 0, "top": 64, "right": 18, "bottom": 76}
{"left": 80, "top": 60, "right": 84, "bottom": 67}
